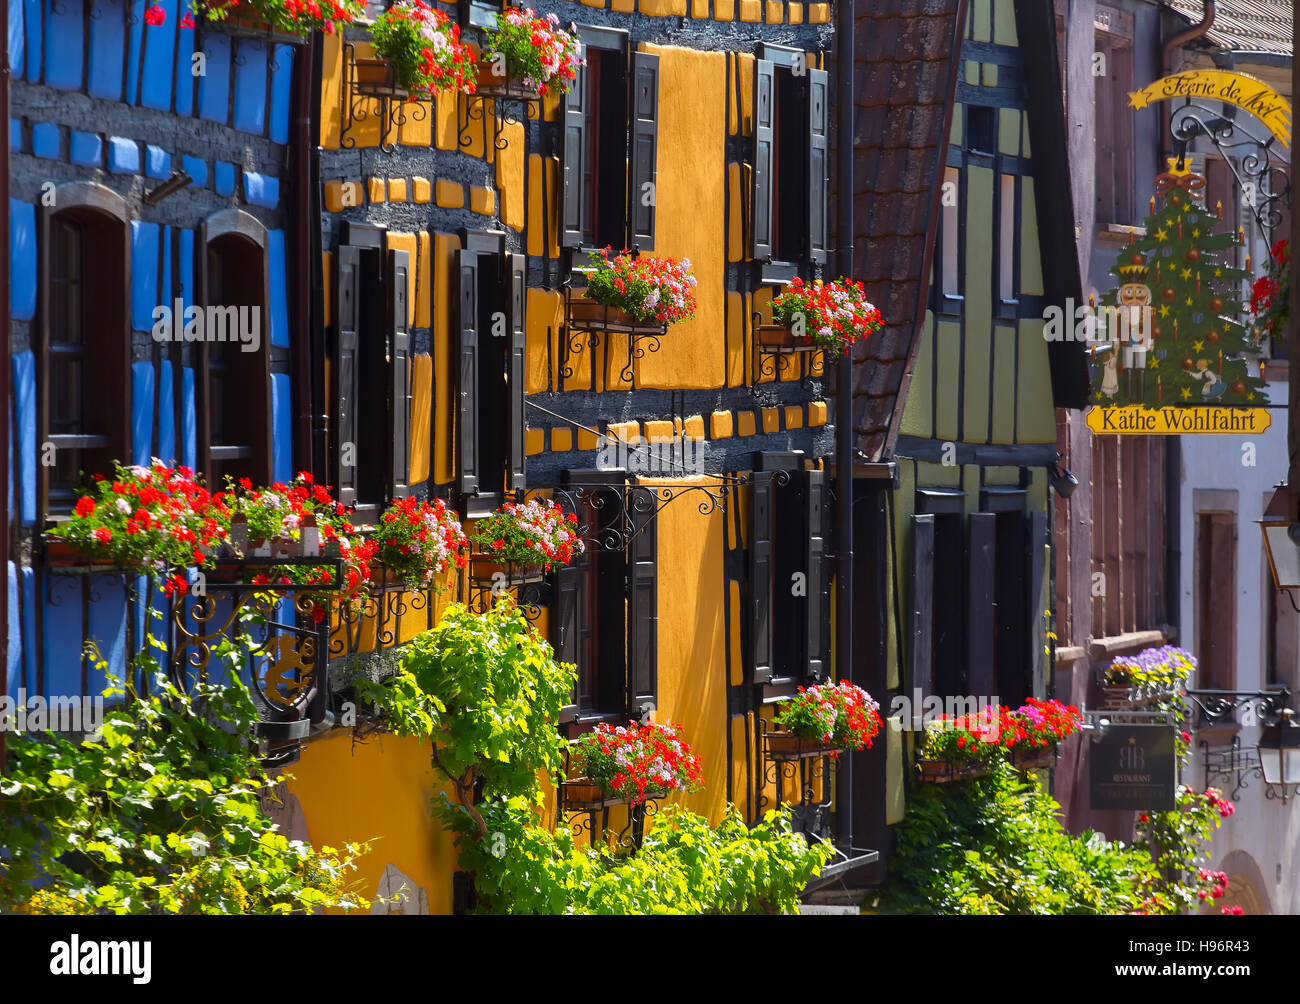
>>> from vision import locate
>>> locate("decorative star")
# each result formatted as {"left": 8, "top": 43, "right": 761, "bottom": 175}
{"left": 1147, "top": 355, "right": 1159, "bottom": 369}
{"left": 1214, "top": 267, "right": 1222, "bottom": 277}
{"left": 1185, "top": 297, "right": 1194, "bottom": 306}
{"left": 1248, "top": 393, "right": 1256, "bottom": 401}
{"left": 1180, "top": 268, "right": 1193, "bottom": 280}
{"left": 1158, "top": 305, "right": 1170, "bottom": 318}
{"left": 1192, "top": 228, "right": 1200, "bottom": 239}
{"left": 1193, "top": 339, "right": 1205, "bottom": 352}
{"left": 1180, "top": 387, "right": 1192, "bottom": 400}
{"left": 1156, "top": 227, "right": 1169, "bottom": 242}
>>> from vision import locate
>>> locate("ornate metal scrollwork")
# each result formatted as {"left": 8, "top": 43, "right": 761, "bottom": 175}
{"left": 457, "top": 91, "right": 540, "bottom": 154}
{"left": 1169, "top": 102, "right": 1292, "bottom": 242}
{"left": 551, "top": 478, "right": 743, "bottom": 555}
{"left": 340, "top": 42, "right": 432, "bottom": 155}
{"left": 1184, "top": 688, "right": 1289, "bottom": 728}
{"left": 1200, "top": 736, "right": 1259, "bottom": 801}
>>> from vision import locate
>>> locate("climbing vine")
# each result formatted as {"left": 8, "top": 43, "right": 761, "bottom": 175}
{"left": 0, "top": 631, "right": 369, "bottom": 915}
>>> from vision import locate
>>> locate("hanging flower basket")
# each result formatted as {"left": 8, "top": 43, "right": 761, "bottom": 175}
{"left": 561, "top": 776, "right": 605, "bottom": 805}
{"left": 772, "top": 681, "right": 884, "bottom": 754}
{"left": 568, "top": 721, "right": 704, "bottom": 806}
{"left": 193, "top": 0, "right": 364, "bottom": 43}
{"left": 469, "top": 499, "right": 585, "bottom": 574}
{"left": 771, "top": 276, "right": 884, "bottom": 355}
{"left": 369, "top": 2, "right": 476, "bottom": 97}
{"left": 573, "top": 249, "right": 698, "bottom": 333}
{"left": 480, "top": 7, "right": 584, "bottom": 99}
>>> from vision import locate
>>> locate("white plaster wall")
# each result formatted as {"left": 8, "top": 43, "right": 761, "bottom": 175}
{"left": 1179, "top": 370, "right": 1298, "bottom": 913}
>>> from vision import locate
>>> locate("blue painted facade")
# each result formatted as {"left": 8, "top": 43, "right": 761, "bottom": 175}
{"left": 7, "top": 8, "right": 297, "bottom": 697}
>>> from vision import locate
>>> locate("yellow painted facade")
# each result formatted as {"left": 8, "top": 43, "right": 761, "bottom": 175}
{"left": 289, "top": 1, "right": 841, "bottom": 913}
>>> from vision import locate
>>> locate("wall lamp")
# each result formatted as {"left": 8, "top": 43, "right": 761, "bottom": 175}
{"left": 1261, "top": 486, "right": 1300, "bottom": 610}
{"left": 1188, "top": 688, "right": 1300, "bottom": 803}
{"left": 1049, "top": 462, "right": 1078, "bottom": 499}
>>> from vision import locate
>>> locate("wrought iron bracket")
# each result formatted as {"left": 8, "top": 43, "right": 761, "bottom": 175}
{"left": 553, "top": 477, "right": 745, "bottom": 554}
{"left": 1200, "top": 736, "right": 1261, "bottom": 801}
{"left": 458, "top": 88, "right": 540, "bottom": 153}
{"left": 1168, "top": 100, "right": 1292, "bottom": 243}
{"left": 750, "top": 311, "right": 824, "bottom": 393}
{"left": 1184, "top": 687, "right": 1290, "bottom": 727}
{"left": 341, "top": 42, "right": 430, "bottom": 154}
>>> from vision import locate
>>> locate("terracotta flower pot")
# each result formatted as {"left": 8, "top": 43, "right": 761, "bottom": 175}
{"left": 757, "top": 324, "right": 817, "bottom": 351}
{"left": 354, "top": 57, "right": 409, "bottom": 99}
{"left": 475, "top": 56, "right": 536, "bottom": 98}
{"left": 469, "top": 553, "right": 547, "bottom": 583}
{"left": 42, "top": 537, "right": 119, "bottom": 568}
{"left": 767, "top": 731, "right": 836, "bottom": 758}
{"left": 563, "top": 778, "right": 604, "bottom": 804}
{"left": 916, "top": 757, "right": 988, "bottom": 784}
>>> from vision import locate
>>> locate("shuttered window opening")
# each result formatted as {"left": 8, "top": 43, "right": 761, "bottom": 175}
{"left": 561, "top": 29, "right": 658, "bottom": 255}
{"left": 751, "top": 50, "right": 829, "bottom": 270}
{"left": 748, "top": 458, "right": 829, "bottom": 685}
{"left": 552, "top": 476, "right": 658, "bottom": 725}
{"left": 911, "top": 499, "right": 1048, "bottom": 709}
{"left": 39, "top": 193, "right": 132, "bottom": 520}
{"left": 202, "top": 231, "right": 272, "bottom": 489}
{"left": 454, "top": 242, "right": 526, "bottom": 513}
{"left": 331, "top": 240, "right": 412, "bottom": 522}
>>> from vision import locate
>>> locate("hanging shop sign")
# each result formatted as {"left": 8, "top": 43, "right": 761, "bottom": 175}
{"left": 1089, "top": 724, "right": 1177, "bottom": 811}
{"left": 1086, "top": 160, "right": 1271, "bottom": 433}
{"left": 1128, "top": 70, "right": 1291, "bottom": 149}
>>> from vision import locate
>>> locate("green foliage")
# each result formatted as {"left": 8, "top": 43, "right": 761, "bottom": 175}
{"left": 0, "top": 658, "right": 369, "bottom": 915}
{"left": 444, "top": 798, "right": 834, "bottom": 915}
{"left": 882, "top": 759, "right": 1168, "bottom": 915}
{"left": 358, "top": 602, "right": 574, "bottom": 805}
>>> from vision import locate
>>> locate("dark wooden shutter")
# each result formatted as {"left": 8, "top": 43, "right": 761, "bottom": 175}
{"left": 455, "top": 249, "right": 479, "bottom": 496}
{"left": 626, "top": 484, "right": 658, "bottom": 714}
{"left": 333, "top": 245, "right": 361, "bottom": 507}
{"left": 387, "top": 248, "right": 411, "bottom": 499}
{"left": 751, "top": 59, "right": 775, "bottom": 262}
{"left": 804, "top": 469, "right": 827, "bottom": 680}
{"left": 627, "top": 50, "right": 659, "bottom": 253}
{"left": 967, "top": 512, "right": 996, "bottom": 699}
{"left": 560, "top": 61, "right": 589, "bottom": 248}
{"left": 909, "top": 515, "right": 935, "bottom": 706}
{"left": 806, "top": 67, "right": 829, "bottom": 266}
{"left": 505, "top": 252, "right": 526, "bottom": 493}
{"left": 1028, "top": 509, "right": 1049, "bottom": 700}
{"left": 554, "top": 561, "right": 584, "bottom": 723}
{"left": 749, "top": 471, "right": 774, "bottom": 684}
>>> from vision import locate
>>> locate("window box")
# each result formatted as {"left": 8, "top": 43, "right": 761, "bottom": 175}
{"left": 567, "top": 295, "right": 668, "bottom": 336}
{"left": 756, "top": 323, "right": 817, "bottom": 353}
{"left": 353, "top": 57, "right": 410, "bottom": 100}
{"left": 474, "top": 57, "right": 539, "bottom": 100}
{"left": 42, "top": 536, "right": 119, "bottom": 569}
{"left": 766, "top": 729, "right": 837, "bottom": 760}
{"left": 468, "top": 553, "right": 547, "bottom": 584}
{"left": 916, "top": 758, "right": 991, "bottom": 784}
{"left": 1010, "top": 747, "right": 1056, "bottom": 770}
{"left": 198, "top": 12, "right": 309, "bottom": 45}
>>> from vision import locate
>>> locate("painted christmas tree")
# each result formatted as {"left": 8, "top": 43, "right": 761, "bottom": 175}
{"left": 1095, "top": 159, "right": 1267, "bottom": 408}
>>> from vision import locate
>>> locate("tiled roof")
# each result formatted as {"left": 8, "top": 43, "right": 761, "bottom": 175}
{"left": 836, "top": 0, "right": 965, "bottom": 462}
{"left": 1167, "top": 0, "right": 1293, "bottom": 55}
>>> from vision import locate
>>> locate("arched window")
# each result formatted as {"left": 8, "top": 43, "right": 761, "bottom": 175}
{"left": 39, "top": 184, "right": 131, "bottom": 517}
{"left": 200, "top": 211, "right": 271, "bottom": 488}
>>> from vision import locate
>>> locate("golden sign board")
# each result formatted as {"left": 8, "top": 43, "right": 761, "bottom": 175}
{"left": 1128, "top": 70, "right": 1291, "bottom": 148}
{"left": 1086, "top": 406, "right": 1273, "bottom": 435}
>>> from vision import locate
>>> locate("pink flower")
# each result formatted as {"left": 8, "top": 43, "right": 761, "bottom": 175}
{"left": 180, "top": 12, "right": 195, "bottom": 27}
{"left": 144, "top": 4, "right": 165, "bottom": 25}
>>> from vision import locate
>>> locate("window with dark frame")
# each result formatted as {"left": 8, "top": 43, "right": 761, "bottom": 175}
{"left": 552, "top": 477, "right": 658, "bottom": 725}
{"left": 332, "top": 236, "right": 414, "bottom": 524}
{"left": 454, "top": 235, "right": 525, "bottom": 515}
{"left": 751, "top": 48, "right": 829, "bottom": 271}
{"left": 1197, "top": 511, "right": 1237, "bottom": 691}
{"left": 1093, "top": 30, "right": 1134, "bottom": 226}
{"left": 749, "top": 458, "right": 828, "bottom": 685}
{"left": 202, "top": 233, "right": 271, "bottom": 488}
{"left": 561, "top": 30, "right": 658, "bottom": 256}
{"left": 41, "top": 204, "right": 130, "bottom": 517}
